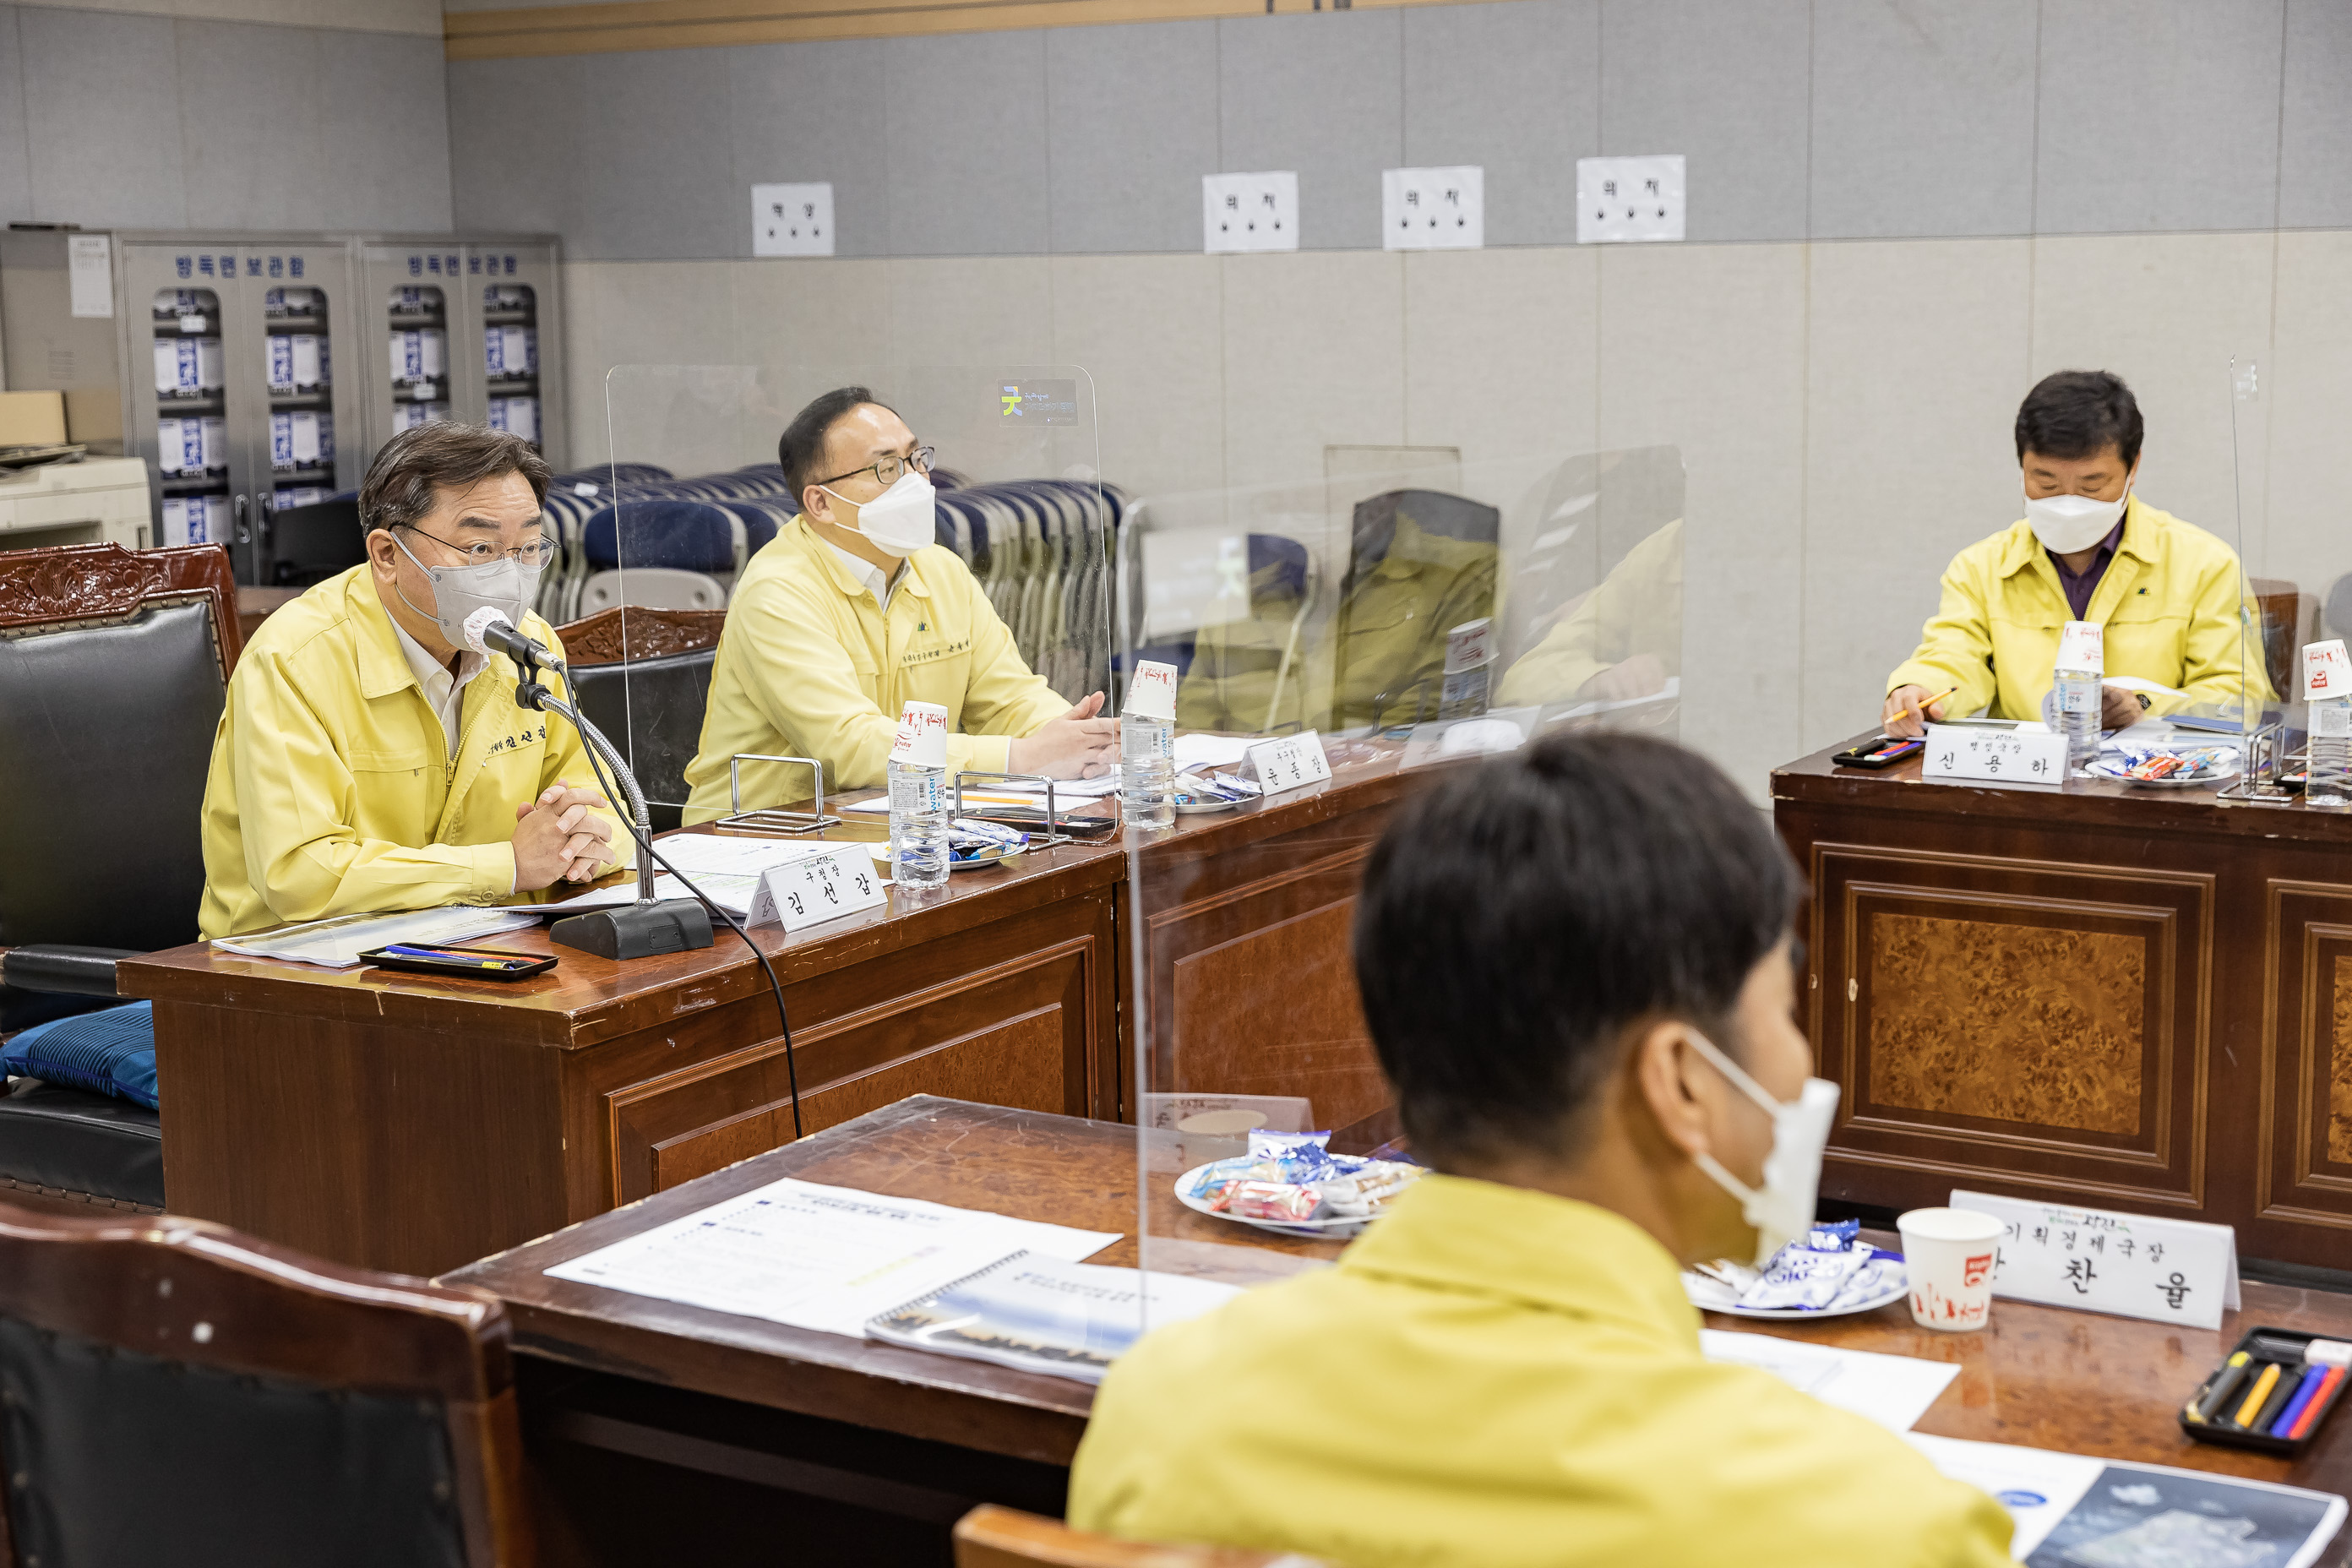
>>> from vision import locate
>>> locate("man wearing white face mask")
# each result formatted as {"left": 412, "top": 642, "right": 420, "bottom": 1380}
{"left": 1883, "top": 370, "right": 2265, "bottom": 738}
{"left": 198, "top": 423, "right": 626, "bottom": 938}
{"left": 1072, "top": 733, "right": 2017, "bottom": 1568}
{"left": 682, "top": 388, "right": 1118, "bottom": 816}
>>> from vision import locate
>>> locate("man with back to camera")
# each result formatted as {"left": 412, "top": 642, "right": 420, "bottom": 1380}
{"left": 1882, "top": 369, "right": 2265, "bottom": 738}
{"left": 681, "top": 387, "right": 1118, "bottom": 818}
{"left": 1070, "top": 732, "right": 2017, "bottom": 1567}
{"left": 199, "top": 423, "right": 626, "bottom": 939}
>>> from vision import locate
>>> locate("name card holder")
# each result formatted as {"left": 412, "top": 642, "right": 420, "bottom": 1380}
{"left": 1922, "top": 725, "right": 2068, "bottom": 787}
{"left": 1950, "top": 1189, "right": 2240, "bottom": 1331}
{"left": 1243, "top": 731, "right": 1332, "bottom": 798}
{"left": 749, "top": 844, "right": 888, "bottom": 933}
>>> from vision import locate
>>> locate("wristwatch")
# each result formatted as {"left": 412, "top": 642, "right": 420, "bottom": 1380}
{"left": 2135, "top": 692, "right": 2152, "bottom": 710}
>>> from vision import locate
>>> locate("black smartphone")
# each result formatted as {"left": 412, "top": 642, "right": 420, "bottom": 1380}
{"left": 1832, "top": 736, "right": 1925, "bottom": 770}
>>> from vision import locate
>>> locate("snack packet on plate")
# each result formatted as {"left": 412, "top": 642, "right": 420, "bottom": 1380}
{"left": 1739, "top": 1223, "right": 1870, "bottom": 1311}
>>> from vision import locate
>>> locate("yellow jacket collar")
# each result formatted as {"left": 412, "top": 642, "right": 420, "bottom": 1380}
{"left": 346, "top": 566, "right": 431, "bottom": 702}
{"left": 1995, "top": 493, "right": 2155, "bottom": 580}
{"left": 1338, "top": 1172, "right": 1700, "bottom": 1347}
{"left": 791, "top": 515, "right": 934, "bottom": 602}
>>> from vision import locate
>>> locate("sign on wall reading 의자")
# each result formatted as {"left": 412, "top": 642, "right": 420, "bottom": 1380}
{"left": 1203, "top": 172, "right": 1298, "bottom": 253}
{"left": 1949, "top": 1189, "right": 2240, "bottom": 1331}
{"left": 753, "top": 182, "right": 834, "bottom": 257}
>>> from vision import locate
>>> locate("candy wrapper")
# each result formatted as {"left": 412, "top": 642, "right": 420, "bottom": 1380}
{"left": 1182, "top": 1130, "right": 1422, "bottom": 1228}
{"left": 1215, "top": 1180, "right": 1321, "bottom": 1222}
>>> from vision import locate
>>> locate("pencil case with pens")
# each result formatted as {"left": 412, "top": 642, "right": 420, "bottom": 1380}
{"left": 357, "top": 944, "right": 558, "bottom": 981}
{"left": 2179, "top": 1326, "right": 2351, "bottom": 1454}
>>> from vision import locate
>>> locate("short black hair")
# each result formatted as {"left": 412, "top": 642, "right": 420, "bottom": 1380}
{"left": 778, "top": 386, "right": 897, "bottom": 503}
{"left": 2015, "top": 370, "right": 2143, "bottom": 470}
{"left": 359, "top": 422, "right": 550, "bottom": 536}
{"left": 1353, "top": 732, "right": 1800, "bottom": 1169}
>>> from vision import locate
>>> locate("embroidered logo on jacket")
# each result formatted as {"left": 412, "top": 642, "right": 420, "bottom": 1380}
{"left": 901, "top": 639, "right": 971, "bottom": 667}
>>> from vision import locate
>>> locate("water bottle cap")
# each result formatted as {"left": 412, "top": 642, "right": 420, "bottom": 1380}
{"left": 1125, "top": 661, "right": 1179, "bottom": 721}
{"left": 890, "top": 700, "right": 949, "bottom": 767}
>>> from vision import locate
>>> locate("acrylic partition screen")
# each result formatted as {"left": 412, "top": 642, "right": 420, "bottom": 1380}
{"left": 574, "top": 363, "right": 1104, "bottom": 830}
{"left": 1124, "top": 445, "right": 1685, "bottom": 1300}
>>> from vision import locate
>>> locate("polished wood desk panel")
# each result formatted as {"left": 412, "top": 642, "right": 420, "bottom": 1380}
{"left": 122, "top": 831, "right": 1125, "bottom": 1277}
{"left": 455, "top": 1096, "right": 2352, "bottom": 1566}
{"left": 119, "top": 743, "right": 1434, "bottom": 1277}
{"left": 1775, "top": 737, "right": 2352, "bottom": 1270}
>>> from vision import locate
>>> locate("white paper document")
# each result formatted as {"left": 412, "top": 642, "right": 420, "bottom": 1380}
{"left": 1700, "top": 1329, "right": 1960, "bottom": 1433}
{"left": 1173, "top": 732, "right": 1254, "bottom": 770}
{"left": 1908, "top": 1433, "right": 2348, "bottom": 1567}
{"left": 638, "top": 835, "right": 844, "bottom": 879}
{"left": 543, "top": 1177, "right": 1121, "bottom": 1338}
{"left": 209, "top": 905, "right": 541, "bottom": 969}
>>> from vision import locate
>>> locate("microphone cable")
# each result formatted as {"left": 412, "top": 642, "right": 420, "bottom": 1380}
{"left": 536, "top": 672, "right": 807, "bottom": 1142}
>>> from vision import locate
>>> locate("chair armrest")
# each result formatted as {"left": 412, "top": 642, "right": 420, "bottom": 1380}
{"left": 0, "top": 945, "right": 137, "bottom": 998}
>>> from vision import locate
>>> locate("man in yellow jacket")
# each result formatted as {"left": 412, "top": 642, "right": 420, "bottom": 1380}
{"left": 199, "top": 424, "right": 626, "bottom": 939}
{"left": 1070, "top": 734, "right": 2017, "bottom": 1567}
{"left": 683, "top": 389, "right": 1115, "bottom": 817}
{"left": 1884, "top": 370, "right": 2264, "bottom": 736}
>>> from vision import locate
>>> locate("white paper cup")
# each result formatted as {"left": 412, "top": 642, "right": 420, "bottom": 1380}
{"left": 1897, "top": 1207, "right": 2005, "bottom": 1331}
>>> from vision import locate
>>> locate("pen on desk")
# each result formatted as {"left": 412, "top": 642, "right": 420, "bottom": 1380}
{"left": 2252, "top": 1367, "right": 2302, "bottom": 1434}
{"left": 2189, "top": 1351, "right": 2251, "bottom": 1424}
{"left": 2287, "top": 1365, "right": 2346, "bottom": 1441}
{"left": 2232, "top": 1362, "right": 2284, "bottom": 1429}
{"left": 2268, "top": 1366, "right": 2325, "bottom": 1436}
{"left": 378, "top": 945, "right": 523, "bottom": 970}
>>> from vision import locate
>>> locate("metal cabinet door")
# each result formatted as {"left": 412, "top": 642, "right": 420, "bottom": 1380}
{"left": 122, "top": 240, "right": 255, "bottom": 575}
{"left": 464, "top": 238, "right": 559, "bottom": 466}
{"left": 358, "top": 239, "right": 465, "bottom": 474}
{"left": 235, "top": 241, "right": 359, "bottom": 583}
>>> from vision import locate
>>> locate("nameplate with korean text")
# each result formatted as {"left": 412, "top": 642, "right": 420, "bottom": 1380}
{"left": 1922, "top": 725, "right": 2068, "bottom": 786}
{"left": 1950, "top": 1190, "right": 2240, "bottom": 1331}
{"left": 1244, "top": 731, "right": 1332, "bottom": 798}
{"left": 749, "top": 845, "right": 887, "bottom": 933}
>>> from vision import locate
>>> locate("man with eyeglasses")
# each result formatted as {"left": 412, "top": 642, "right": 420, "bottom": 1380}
{"left": 682, "top": 387, "right": 1118, "bottom": 816}
{"left": 198, "top": 423, "right": 628, "bottom": 939}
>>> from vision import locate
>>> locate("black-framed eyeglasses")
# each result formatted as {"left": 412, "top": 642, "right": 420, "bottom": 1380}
{"left": 814, "top": 446, "right": 936, "bottom": 492}
{"left": 400, "top": 522, "right": 554, "bottom": 568}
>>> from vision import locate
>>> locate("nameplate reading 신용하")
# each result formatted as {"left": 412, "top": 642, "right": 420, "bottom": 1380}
{"left": 1922, "top": 725, "right": 2067, "bottom": 786}
{"left": 1244, "top": 731, "right": 1332, "bottom": 799}
{"left": 749, "top": 845, "right": 887, "bottom": 933}
{"left": 1949, "top": 1189, "right": 2240, "bottom": 1331}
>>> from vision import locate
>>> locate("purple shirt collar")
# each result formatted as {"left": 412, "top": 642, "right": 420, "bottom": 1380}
{"left": 2048, "top": 517, "right": 2127, "bottom": 620}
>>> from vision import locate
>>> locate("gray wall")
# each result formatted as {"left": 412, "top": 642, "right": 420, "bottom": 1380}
{"left": 453, "top": 0, "right": 2352, "bottom": 260}
{"left": 0, "top": 2, "right": 451, "bottom": 231}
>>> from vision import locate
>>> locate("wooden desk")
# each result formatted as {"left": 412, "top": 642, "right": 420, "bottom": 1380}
{"left": 451, "top": 1095, "right": 2352, "bottom": 1567}
{"left": 119, "top": 741, "right": 1430, "bottom": 1277}
{"left": 1774, "top": 736, "right": 2352, "bottom": 1270}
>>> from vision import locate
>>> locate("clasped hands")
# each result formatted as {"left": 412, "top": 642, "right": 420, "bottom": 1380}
{"left": 1008, "top": 692, "right": 1122, "bottom": 780}
{"left": 512, "top": 780, "right": 621, "bottom": 890}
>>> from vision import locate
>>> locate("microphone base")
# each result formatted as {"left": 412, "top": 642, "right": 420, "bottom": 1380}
{"left": 549, "top": 899, "right": 715, "bottom": 961}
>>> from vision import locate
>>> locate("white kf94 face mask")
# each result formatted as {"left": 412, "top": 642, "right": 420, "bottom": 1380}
{"left": 821, "top": 470, "right": 938, "bottom": 558}
{"left": 391, "top": 531, "right": 544, "bottom": 653}
{"left": 1685, "top": 1031, "right": 1842, "bottom": 1268}
{"left": 2024, "top": 485, "right": 2129, "bottom": 555}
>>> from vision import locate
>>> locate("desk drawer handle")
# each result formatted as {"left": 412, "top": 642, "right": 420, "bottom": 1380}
{"left": 1848, "top": 977, "right": 1858, "bottom": 1003}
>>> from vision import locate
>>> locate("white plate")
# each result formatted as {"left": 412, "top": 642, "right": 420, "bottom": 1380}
{"left": 1174, "top": 1160, "right": 1389, "bottom": 1239}
{"left": 2086, "top": 757, "right": 2242, "bottom": 789}
{"left": 1680, "top": 1267, "right": 1908, "bottom": 1320}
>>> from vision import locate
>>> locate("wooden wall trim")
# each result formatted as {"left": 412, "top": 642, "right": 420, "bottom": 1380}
{"left": 447, "top": 0, "right": 1500, "bottom": 60}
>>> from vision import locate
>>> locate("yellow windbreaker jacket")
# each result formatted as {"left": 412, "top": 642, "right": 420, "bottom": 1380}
{"left": 198, "top": 564, "right": 624, "bottom": 939}
{"left": 682, "top": 517, "right": 1068, "bottom": 816}
{"left": 1886, "top": 496, "right": 2268, "bottom": 721}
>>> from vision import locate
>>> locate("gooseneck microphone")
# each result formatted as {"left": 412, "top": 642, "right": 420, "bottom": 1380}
{"left": 462, "top": 607, "right": 565, "bottom": 676}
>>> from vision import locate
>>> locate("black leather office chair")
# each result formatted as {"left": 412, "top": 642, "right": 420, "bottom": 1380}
{"left": 1336, "top": 489, "right": 1501, "bottom": 732}
{"left": 553, "top": 606, "right": 726, "bottom": 833}
{"left": 264, "top": 493, "right": 366, "bottom": 587}
{"left": 0, "top": 1201, "right": 531, "bottom": 1566}
{"left": 0, "top": 543, "right": 241, "bottom": 1211}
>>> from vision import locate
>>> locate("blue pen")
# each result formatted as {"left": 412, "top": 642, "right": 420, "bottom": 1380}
{"left": 2270, "top": 1365, "right": 2326, "bottom": 1436}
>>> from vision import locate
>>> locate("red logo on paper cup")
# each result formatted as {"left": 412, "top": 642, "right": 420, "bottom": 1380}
{"left": 1963, "top": 1252, "right": 1994, "bottom": 1288}
{"left": 889, "top": 700, "right": 949, "bottom": 767}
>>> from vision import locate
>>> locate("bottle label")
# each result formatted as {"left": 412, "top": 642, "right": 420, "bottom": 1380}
{"left": 2316, "top": 703, "right": 2352, "bottom": 740}
{"left": 2058, "top": 678, "right": 2099, "bottom": 715}
{"left": 1122, "top": 724, "right": 1172, "bottom": 763}
{"left": 889, "top": 770, "right": 942, "bottom": 814}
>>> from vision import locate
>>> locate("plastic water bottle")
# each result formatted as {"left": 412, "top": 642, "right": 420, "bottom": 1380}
{"left": 887, "top": 700, "right": 950, "bottom": 888}
{"left": 2053, "top": 619, "right": 2104, "bottom": 771}
{"left": 1120, "top": 659, "right": 1179, "bottom": 831}
{"left": 2306, "top": 640, "right": 2352, "bottom": 808}
{"left": 1439, "top": 617, "right": 1494, "bottom": 721}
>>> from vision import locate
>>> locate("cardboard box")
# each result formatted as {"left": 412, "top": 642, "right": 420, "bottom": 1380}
{"left": 0, "top": 390, "right": 68, "bottom": 447}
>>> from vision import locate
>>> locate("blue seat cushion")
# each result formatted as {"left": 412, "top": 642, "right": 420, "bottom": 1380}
{"left": 1, "top": 1001, "right": 157, "bottom": 1109}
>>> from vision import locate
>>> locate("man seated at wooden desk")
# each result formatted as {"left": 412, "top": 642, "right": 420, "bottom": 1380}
{"left": 1883, "top": 369, "right": 2264, "bottom": 738}
{"left": 1071, "top": 733, "right": 2016, "bottom": 1568}
{"left": 681, "top": 388, "right": 1116, "bottom": 815}
{"left": 198, "top": 424, "right": 625, "bottom": 939}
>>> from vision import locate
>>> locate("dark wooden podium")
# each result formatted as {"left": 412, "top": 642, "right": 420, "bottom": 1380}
{"left": 1775, "top": 737, "right": 2352, "bottom": 1270}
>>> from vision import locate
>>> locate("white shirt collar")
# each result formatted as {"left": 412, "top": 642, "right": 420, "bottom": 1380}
{"left": 826, "top": 540, "right": 906, "bottom": 611}
{"left": 389, "top": 613, "right": 487, "bottom": 755}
